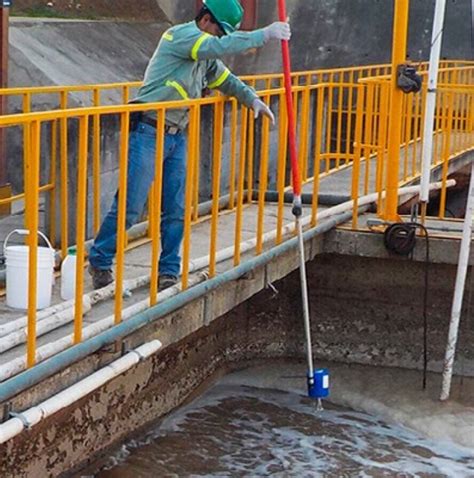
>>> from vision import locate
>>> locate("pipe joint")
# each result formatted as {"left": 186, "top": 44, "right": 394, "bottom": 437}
{"left": 9, "top": 412, "right": 31, "bottom": 430}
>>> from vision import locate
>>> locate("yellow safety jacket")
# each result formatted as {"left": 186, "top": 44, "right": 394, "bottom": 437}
{"left": 133, "top": 21, "right": 266, "bottom": 129}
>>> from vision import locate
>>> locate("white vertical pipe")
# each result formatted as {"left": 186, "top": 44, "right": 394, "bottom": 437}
{"left": 420, "top": 0, "right": 447, "bottom": 203}
{"left": 440, "top": 162, "right": 474, "bottom": 401}
{"left": 296, "top": 217, "right": 314, "bottom": 379}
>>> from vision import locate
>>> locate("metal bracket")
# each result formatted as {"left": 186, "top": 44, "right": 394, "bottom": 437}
{"left": 238, "top": 270, "right": 255, "bottom": 281}
{"left": 203, "top": 294, "right": 212, "bottom": 327}
{"left": 121, "top": 341, "right": 131, "bottom": 356}
{"left": 264, "top": 265, "right": 278, "bottom": 298}
{"left": 2, "top": 402, "right": 12, "bottom": 423}
{"left": 100, "top": 340, "right": 122, "bottom": 355}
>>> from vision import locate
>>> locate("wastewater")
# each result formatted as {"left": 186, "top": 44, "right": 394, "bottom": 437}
{"left": 91, "top": 370, "right": 474, "bottom": 478}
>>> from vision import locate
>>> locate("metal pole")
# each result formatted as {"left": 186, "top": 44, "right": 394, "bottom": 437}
{"left": 277, "top": 0, "right": 315, "bottom": 392}
{"left": 440, "top": 161, "right": 474, "bottom": 401}
{"left": 420, "top": 0, "right": 447, "bottom": 219}
{"left": 382, "top": 0, "right": 410, "bottom": 221}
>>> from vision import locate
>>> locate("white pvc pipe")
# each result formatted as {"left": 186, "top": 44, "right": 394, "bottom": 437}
{"left": 0, "top": 297, "right": 92, "bottom": 354}
{"left": 0, "top": 272, "right": 208, "bottom": 381}
{"left": 440, "top": 162, "right": 474, "bottom": 401}
{"left": 0, "top": 298, "right": 87, "bottom": 338}
{"left": 296, "top": 216, "right": 314, "bottom": 379}
{"left": 0, "top": 180, "right": 454, "bottom": 380}
{"left": 420, "top": 0, "right": 447, "bottom": 203}
{"left": 0, "top": 340, "right": 162, "bottom": 445}
{"left": 0, "top": 275, "right": 152, "bottom": 354}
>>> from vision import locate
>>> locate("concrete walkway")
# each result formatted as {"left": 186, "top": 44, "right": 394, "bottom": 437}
{"left": 0, "top": 201, "right": 320, "bottom": 370}
{"left": 0, "top": 138, "right": 471, "bottom": 381}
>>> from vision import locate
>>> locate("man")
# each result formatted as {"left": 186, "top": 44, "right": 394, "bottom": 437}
{"left": 88, "top": 0, "right": 291, "bottom": 291}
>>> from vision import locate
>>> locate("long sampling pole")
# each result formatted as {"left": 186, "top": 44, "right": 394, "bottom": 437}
{"left": 277, "top": 0, "right": 328, "bottom": 402}
{"left": 440, "top": 161, "right": 474, "bottom": 401}
{"left": 419, "top": 0, "right": 447, "bottom": 221}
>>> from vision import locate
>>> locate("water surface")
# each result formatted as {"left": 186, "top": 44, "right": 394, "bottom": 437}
{"left": 94, "top": 384, "right": 474, "bottom": 477}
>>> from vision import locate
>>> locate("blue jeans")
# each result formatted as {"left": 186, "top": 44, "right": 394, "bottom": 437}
{"left": 89, "top": 121, "right": 187, "bottom": 277}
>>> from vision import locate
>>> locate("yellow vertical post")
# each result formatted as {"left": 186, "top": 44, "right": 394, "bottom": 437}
{"left": 439, "top": 92, "right": 454, "bottom": 218}
{"left": 311, "top": 85, "right": 325, "bottom": 227}
{"left": 382, "top": 0, "right": 410, "bottom": 221}
{"left": 73, "top": 115, "right": 89, "bottom": 344}
{"left": 403, "top": 91, "right": 412, "bottom": 180}
{"left": 114, "top": 112, "right": 130, "bottom": 325}
{"left": 363, "top": 83, "right": 374, "bottom": 195}
{"left": 26, "top": 120, "right": 40, "bottom": 368}
{"left": 49, "top": 119, "right": 57, "bottom": 246}
{"left": 376, "top": 82, "right": 390, "bottom": 213}
{"left": 148, "top": 183, "right": 156, "bottom": 240}
{"left": 228, "top": 99, "right": 238, "bottom": 210}
{"left": 182, "top": 106, "right": 198, "bottom": 290}
{"left": 335, "top": 77, "right": 344, "bottom": 169}
{"left": 412, "top": 91, "right": 422, "bottom": 175}
{"left": 122, "top": 86, "right": 130, "bottom": 104}
{"left": 351, "top": 86, "right": 366, "bottom": 229}
{"left": 92, "top": 88, "right": 101, "bottom": 234}
{"left": 59, "top": 92, "right": 69, "bottom": 258}
{"left": 325, "top": 74, "right": 334, "bottom": 173}
{"left": 345, "top": 72, "right": 355, "bottom": 164}
{"left": 460, "top": 83, "right": 467, "bottom": 150}
{"left": 256, "top": 96, "right": 270, "bottom": 255}
{"left": 22, "top": 93, "right": 31, "bottom": 233}
{"left": 246, "top": 113, "right": 255, "bottom": 202}
{"left": 299, "top": 88, "right": 310, "bottom": 181}
{"left": 150, "top": 111, "right": 165, "bottom": 306}
{"left": 452, "top": 70, "right": 460, "bottom": 152}
{"left": 233, "top": 107, "right": 248, "bottom": 266}
{"left": 209, "top": 101, "right": 224, "bottom": 278}
{"left": 192, "top": 106, "right": 201, "bottom": 222}
{"left": 276, "top": 92, "right": 288, "bottom": 244}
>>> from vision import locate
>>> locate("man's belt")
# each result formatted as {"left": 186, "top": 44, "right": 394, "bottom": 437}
{"left": 140, "top": 114, "right": 181, "bottom": 135}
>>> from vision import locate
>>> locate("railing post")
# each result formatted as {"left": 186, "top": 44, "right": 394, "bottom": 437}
{"left": 381, "top": 0, "right": 410, "bottom": 221}
{"left": 26, "top": 120, "right": 40, "bottom": 368}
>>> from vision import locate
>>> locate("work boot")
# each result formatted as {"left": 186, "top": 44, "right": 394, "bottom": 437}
{"left": 158, "top": 275, "right": 179, "bottom": 292}
{"left": 88, "top": 265, "right": 114, "bottom": 290}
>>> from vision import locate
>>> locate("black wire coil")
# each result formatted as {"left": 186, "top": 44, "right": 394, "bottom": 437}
{"left": 383, "top": 223, "right": 417, "bottom": 256}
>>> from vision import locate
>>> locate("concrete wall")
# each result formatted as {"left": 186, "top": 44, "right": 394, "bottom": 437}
{"left": 4, "top": 1, "right": 473, "bottom": 244}
{"left": 165, "top": 0, "right": 474, "bottom": 74}
{"left": 0, "top": 228, "right": 472, "bottom": 476}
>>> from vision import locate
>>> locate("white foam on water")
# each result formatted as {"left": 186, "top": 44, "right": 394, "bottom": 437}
{"left": 96, "top": 383, "right": 474, "bottom": 477}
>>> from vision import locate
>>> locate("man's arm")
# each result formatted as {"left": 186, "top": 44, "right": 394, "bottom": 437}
{"left": 191, "top": 22, "right": 291, "bottom": 61}
{"left": 207, "top": 60, "right": 275, "bottom": 123}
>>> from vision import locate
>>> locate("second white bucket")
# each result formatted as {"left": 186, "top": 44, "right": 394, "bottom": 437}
{"left": 4, "top": 229, "right": 55, "bottom": 310}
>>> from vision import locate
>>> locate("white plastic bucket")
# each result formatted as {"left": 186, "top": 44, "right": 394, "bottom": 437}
{"left": 4, "top": 229, "right": 55, "bottom": 310}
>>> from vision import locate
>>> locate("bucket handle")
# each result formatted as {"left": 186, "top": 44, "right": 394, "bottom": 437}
{"left": 3, "top": 229, "right": 55, "bottom": 256}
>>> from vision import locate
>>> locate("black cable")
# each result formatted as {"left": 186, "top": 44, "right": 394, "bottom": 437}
{"left": 384, "top": 222, "right": 430, "bottom": 389}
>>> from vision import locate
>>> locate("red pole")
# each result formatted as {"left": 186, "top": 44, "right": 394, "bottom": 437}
{"left": 277, "top": 0, "right": 301, "bottom": 200}
{"left": 277, "top": 0, "right": 320, "bottom": 402}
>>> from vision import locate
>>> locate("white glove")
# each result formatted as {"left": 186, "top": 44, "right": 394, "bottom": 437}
{"left": 252, "top": 98, "right": 275, "bottom": 125}
{"left": 263, "top": 22, "right": 291, "bottom": 42}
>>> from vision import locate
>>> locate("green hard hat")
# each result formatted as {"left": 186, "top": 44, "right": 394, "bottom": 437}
{"left": 203, "top": 0, "right": 244, "bottom": 35}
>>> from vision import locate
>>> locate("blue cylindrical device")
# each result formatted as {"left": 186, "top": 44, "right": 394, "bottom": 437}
{"left": 307, "top": 368, "right": 330, "bottom": 399}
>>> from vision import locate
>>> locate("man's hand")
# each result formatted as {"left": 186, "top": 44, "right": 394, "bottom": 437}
{"left": 263, "top": 22, "right": 291, "bottom": 42}
{"left": 252, "top": 98, "right": 275, "bottom": 125}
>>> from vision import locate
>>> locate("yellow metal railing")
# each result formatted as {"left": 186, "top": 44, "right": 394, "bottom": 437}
{"left": 0, "top": 62, "right": 472, "bottom": 373}
{"left": 351, "top": 65, "right": 474, "bottom": 226}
